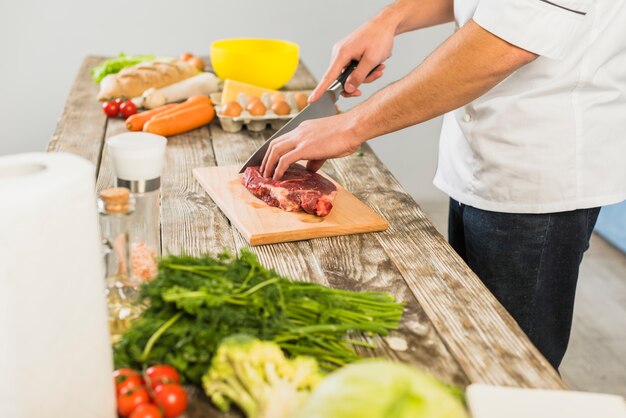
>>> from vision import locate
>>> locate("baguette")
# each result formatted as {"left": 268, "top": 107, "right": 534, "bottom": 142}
{"left": 97, "top": 60, "right": 197, "bottom": 101}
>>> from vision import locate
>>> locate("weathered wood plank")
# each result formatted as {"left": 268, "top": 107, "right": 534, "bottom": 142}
{"left": 95, "top": 118, "right": 127, "bottom": 191}
{"left": 160, "top": 126, "right": 236, "bottom": 256}
{"left": 321, "top": 132, "right": 567, "bottom": 388}
{"left": 327, "top": 143, "right": 405, "bottom": 194}
{"left": 283, "top": 61, "right": 317, "bottom": 91}
{"left": 310, "top": 234, "right": 468, "bottom": 386}
{"left": 209, "top": 117, "right": 469, "bottom": 386}
{"left": 184, "top": 386, "right": 241, "bottom": 418}
{"left": 362, "top": 188, "right": 566, "bottom": 388}
{"left": 48, "top": 56, "right": 108, "bottom": 172}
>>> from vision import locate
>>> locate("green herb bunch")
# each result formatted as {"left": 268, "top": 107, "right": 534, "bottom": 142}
{"left": 113, "top": 249, "right": 405, "bottom": 384}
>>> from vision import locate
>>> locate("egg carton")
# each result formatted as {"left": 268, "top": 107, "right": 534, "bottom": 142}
{"left": 211, "top": 90, "right": 312, "bottom": 133}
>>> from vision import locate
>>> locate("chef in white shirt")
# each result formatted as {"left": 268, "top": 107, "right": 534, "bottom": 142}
{"left": 262, "top": 0, "right": 626, "bottom": 369}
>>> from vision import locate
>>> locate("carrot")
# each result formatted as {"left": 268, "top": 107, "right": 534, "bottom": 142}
{"left": 125, "top": 103, "right": 177, "bottom": 131}
{"left": 144, "top": 96, "right": 213, "bottom": 122}
{"left": 143, "top": 103, "right": 215, "bottom": 136}
{"left": 186, "top": 95, "right": 213, "bottom": 106}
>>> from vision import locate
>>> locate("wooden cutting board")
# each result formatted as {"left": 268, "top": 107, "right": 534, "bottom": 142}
{"left": 193, "top": 165, "right": 388, "bottom": 246}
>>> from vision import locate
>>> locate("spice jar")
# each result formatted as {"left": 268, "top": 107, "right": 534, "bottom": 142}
{"left": 98, "top": 187, "right": 142, "bottom": 341}
{"left": 106, "top": 132, "right": 167, "bottom": 283}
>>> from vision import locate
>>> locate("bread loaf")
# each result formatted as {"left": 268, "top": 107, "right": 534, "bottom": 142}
{"left": 97, "top": 60, "right": 197, "bottom": 100}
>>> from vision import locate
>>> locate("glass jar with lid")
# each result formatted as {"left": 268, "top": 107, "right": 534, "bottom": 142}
{"left": 97, "top": 187, "right": 142, "bottom": 341}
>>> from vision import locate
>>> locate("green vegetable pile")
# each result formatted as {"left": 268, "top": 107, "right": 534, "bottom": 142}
{"left": 91, "top": 53, "right": 154, "bottom": 83}
{"left": 203, "top": 335, "right": 322, "bottom": 418}
{"left": 113, "top": 249, "right": 404, "bottom": 384}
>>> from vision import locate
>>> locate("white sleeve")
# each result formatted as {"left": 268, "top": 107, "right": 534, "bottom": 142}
{"left": 473, "top": 0, "right": 593, "bottom": 59}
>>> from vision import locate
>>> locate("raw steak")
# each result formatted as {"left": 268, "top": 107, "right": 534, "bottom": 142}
{"left": 242, "top": 164, "right": 337, "bottom": 217}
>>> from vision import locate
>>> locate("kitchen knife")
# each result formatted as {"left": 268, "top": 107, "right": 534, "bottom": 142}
{"left": 238, "top": 60, "right": 361, "bottom": 173}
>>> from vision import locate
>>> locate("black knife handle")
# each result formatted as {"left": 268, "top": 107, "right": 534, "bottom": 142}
{"left": 333, "top": 60, "right": 381, "bottom": 93}
{"left": 336, "top": 60, "right": 360, "bottom": 87}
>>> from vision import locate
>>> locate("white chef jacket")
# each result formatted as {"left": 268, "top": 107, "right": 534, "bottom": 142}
{"left": 433, "top": 0, "right": 626, "bottom": 213}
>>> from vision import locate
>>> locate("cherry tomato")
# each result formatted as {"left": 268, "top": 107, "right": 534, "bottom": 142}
{"left": 113, "top": 98, "right": 125, "bottom": 107}
{"left": 120, "top": 100, "right": 137, "bottom": 118}
{"left": 114, "top": 368, "right": 140, "bottom": 380}
{"left": 102, "top": 100, "right": 119, "bottom": 117}
{"left": 117, "top": 386, "right": 150, "bottom": 417}
{"left": 153, "top": 384, "right": 188, "bottom": 418}
{"left": 144, "top": 365, "right": 180, "bottom": 390}
{"left": 117, "top": 376, "right": 143, "bottom": 396}
{"left": 130, "top": 403, "right": 162, "bottom": 418}
{"left": 116, "top": 374, "right": 143, "bottom": 395}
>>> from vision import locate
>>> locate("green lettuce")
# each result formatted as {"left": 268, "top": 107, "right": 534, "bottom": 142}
{"left": 297, "top": 360, "right": 469, "bottom": 418}
{"left": 91, "top": 53, "right": 154, "bottom": 83}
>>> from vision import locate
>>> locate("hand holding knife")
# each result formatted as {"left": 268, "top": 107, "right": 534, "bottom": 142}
{"left": 239, "top": 60, "right": 383, "bottom": 178}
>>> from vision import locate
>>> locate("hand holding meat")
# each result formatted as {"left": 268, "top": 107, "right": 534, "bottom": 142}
{"left": 260, "top": 113, "right": 362, "bottom": 180}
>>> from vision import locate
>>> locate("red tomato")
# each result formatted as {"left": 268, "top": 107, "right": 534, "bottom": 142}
{"left": 117, "top": 386, "right": 150, "bottom": 417}
{"left": 114, "top": 368, "right": 139, "bottom": 379}
{"left": 116, "top": 374, "right": 143, "bottom": 395}
{"left": 130, "top": 403, "right": 162, "bottom": 418}
{"left": 153, "top": 384, "right": 188, "bottom": 418}
{"left": 113, "top": 98, "right": 125, "bottom": 107}
{"left": 102, "top": 100, "right": 120, "bottom": 117}
{"left": 120, "top": 100, "right": 138, "bottom": 118}
{"left": 144, "top": 365, "right": 180, "bottom": 389}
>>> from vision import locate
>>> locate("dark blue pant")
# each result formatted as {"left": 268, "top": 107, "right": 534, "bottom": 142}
{"left": 448, "top": 198, "right": 600, "bottom": 369}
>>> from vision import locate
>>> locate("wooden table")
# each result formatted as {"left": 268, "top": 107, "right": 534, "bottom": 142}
{"left": 49, "top": 56, "right": 567, "bottom": 415}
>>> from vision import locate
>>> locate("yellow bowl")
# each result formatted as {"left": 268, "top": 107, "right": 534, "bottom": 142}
{"left": 210, "top": 38, "right": 300, "bottom": 90}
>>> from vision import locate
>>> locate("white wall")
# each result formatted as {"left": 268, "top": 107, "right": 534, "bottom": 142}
{"left": 0, "top": 0, "right": 451, "bottom": 202}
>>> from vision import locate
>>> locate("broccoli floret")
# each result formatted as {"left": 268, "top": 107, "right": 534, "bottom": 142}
{"left": 202, "top": 335, "right": 323, "bottom": 418}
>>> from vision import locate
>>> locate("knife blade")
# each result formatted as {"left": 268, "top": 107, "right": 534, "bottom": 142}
{"left": 238, "top": 60, "right": 360, "bottom": 173}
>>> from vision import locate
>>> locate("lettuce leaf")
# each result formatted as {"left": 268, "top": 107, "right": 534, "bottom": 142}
{"left": 91, "top": 53, "right": 154, "bottom": 83}
{"left": 297, "top": 360, "right": 469, "bottom": 418}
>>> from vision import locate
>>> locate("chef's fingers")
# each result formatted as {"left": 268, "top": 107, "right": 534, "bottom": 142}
{"left": 306, "top": 159, "right": 326, "bottom": 173}
{"left": 363, "top": 64, "right": 385, "bottom": 83}
{"left": 260, "top": 136, "right": 288, "bottom": 174}
{"left": 340, "top": 64, "right": 383, "bottom": 97}
{"left": 263, "top": 139, "right": 296, "bottom": 178}
{"left": 309, "top": 54, "right": 352, "bottom": 102}
{"left": 341, "top": 89, "right": 362, "bottom": 98}
{"left": 260, "top": 142, "right": 273, "bottom": 174}
{"left": 345, "top": 60, "right": 381, "bottom": 94}
{"left": 273, "top": 149, "right": 301, "bottom": 180}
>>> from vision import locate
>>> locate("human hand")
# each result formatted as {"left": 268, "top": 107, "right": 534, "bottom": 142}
{"left": 309, "top": 15, "right": 395, "bottom": 102}
{"left": 260, "top": 114, "right": 361, "bottom": 180}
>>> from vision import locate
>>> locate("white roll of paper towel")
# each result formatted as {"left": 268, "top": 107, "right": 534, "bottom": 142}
{"left": 0, "top": 153, "right": 116, "bottom": 418}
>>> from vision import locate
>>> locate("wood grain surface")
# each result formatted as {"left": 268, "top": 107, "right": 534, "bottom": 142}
{"left": 48, "top": 56, "right": 568, "bottom": 417}
{"left": 47, "top": 56, "right": 108, "bottom": 172}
